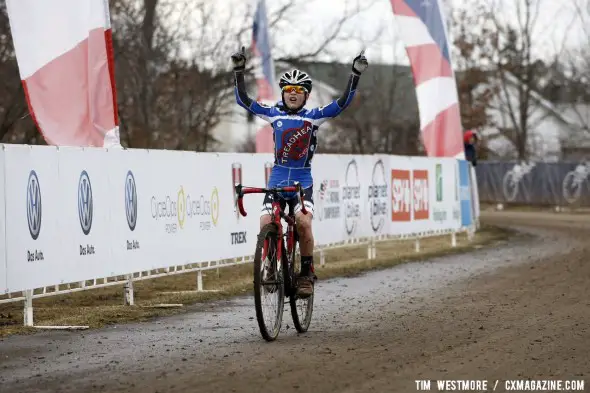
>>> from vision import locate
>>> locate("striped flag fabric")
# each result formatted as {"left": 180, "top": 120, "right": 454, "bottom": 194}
{"left": 251, "top": 0, "right": 276, "bottom": 153}
{"left": 6, "top": 0, "right": 122, "bottom": 148}
{"left": 390, "top": 0, "right": 464, "bottom": 158}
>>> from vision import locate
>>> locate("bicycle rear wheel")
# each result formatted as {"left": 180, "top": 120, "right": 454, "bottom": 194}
{"left": 253, "top": 223, "right": 284, "bottom": 341}
{"left": 288, "top": 233, "right": 314, "bottom": 333}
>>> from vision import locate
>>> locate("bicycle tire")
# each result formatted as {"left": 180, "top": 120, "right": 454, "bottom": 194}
{"left": 253, "top": 223, "right": 285, "bottom": 341}
{"left": 288, "top": 230, "right": 314, "bottom": 333}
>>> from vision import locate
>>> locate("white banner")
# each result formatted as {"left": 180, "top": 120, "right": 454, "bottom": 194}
{"left": 312, "top": 154, "right": 346, "bottom": 245}
{"left": 428, "top": 158, "right": 461, "bottom": 232}
{"left": 106, "top": 148, "right": 156, "bottom": 274}
{"left": 0, "top": 146, "right": 6, "bottom": 293}
{"left": 57, "top": 147, "right": 116, "bottom": 279}
{"left": 1, "top": 146, "right": 475, "bottom": 292}
{"left": 4, "top": 145, "right": 60, "bottom": 291}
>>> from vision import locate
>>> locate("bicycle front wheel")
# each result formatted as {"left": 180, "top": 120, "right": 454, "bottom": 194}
{"left": 253, "top": 223, "right": 285, "bottom": 341}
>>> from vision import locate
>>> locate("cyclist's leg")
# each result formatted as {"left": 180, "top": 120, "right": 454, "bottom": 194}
{"left": 294, "top": 186, "right": 315, "bottom": 297}
{"left": 260, "top": 193, "right": 287, "bottom": 227}
{"left": 260, "top": 193, "right": 273, "bottom": 228}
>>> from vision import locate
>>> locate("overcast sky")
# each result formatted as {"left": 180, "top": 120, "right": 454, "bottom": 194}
{"left": 173, "top": 0, "right": 584, "bottom": 67}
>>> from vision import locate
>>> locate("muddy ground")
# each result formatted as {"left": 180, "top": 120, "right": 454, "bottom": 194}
{"left": 0, "top": 211, "right": 588, "bottom": 393}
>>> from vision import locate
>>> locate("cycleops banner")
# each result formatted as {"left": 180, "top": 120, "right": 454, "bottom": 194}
{"left": 0, "top": 147, "right": 6, "bottom": 293}
{"left": 475, "top": 161, "right": 590, "bottom": 207}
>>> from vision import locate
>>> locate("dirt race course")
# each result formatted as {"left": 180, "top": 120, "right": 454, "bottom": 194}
{"left": 1, "top": 211, "right": 589, "bottom": 393}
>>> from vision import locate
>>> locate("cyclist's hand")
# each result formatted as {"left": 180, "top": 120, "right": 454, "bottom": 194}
{"left": 231, "top": 46, "right": 247, "bottom": 71}
{"left": 352, "top": 49, "right": 368, "bottom": 75}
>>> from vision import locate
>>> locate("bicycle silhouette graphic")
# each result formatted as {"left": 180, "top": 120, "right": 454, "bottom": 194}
{"left": 502, "top": 162, "right": 536, "bottom": 202}
{"left": 562, "top": 162, "right": 590, "bottom": 204}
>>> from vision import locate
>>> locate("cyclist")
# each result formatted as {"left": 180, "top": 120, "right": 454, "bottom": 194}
{"left": 230, "top": 46, "right": 368, "bottom": 298}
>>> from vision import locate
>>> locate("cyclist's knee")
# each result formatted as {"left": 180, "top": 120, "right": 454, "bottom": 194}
{"left": 295, "top": 213, "right": 312, "bottom": 234}
{"left": 260, "top": 214, "right": 272, "bottom": 228}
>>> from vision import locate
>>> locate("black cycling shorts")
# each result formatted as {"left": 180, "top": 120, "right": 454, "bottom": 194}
{"left": 260, "top": 186, "right": 314, "bottom": 217}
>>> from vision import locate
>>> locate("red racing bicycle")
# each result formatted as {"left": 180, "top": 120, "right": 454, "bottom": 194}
{"left": 234, "top": 182, "right": 314, "bottom": 341}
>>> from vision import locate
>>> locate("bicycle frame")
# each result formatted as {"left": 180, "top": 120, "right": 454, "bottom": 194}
{"left": 234, "top": 182, "right": 308, "bottom": 274}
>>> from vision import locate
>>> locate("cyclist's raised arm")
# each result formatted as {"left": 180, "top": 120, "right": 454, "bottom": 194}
{"left": 231, "top": 46, "right": 273, "bottom": 122}
{"left": 311, "top": 50, "right": 369, "bottom": 124}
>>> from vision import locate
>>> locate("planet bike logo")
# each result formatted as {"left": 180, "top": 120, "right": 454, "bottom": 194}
{"left": 125, "top": 171, "right": 140, "bottom": 251}
{"left": 151, "top": 186, "right": 219, "bottom": 233}
{"left": 343, "top": 159, "right": 361, "bottom": 236}
{"left": 26, "top": 170, "right": 44, "bottom": 262}
{"left": 369, "top": 159, "right": 387, "bottom": 233}
{"left": 78, "top": 170, "right": 96, "bottom": 256}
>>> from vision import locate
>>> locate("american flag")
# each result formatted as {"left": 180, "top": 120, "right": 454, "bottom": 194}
{"left": 251, "top": 0, "right": 276, "bottom": 153}
{"left": 390, "top": 0, "right": 465, "bottom": 158}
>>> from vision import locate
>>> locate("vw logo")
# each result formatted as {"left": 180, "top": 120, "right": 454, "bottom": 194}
{"left": 78, "top": 170, "right": 93, "bottom": 235}
{"left": 26, "top": 170, "right": 42, "bottom": 240}
{"left": 125, "top": 171, "right": 137, "bottom": 231}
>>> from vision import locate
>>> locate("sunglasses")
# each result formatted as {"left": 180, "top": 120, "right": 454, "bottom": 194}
{"left": 282, "top": 85, "right": 308, "bottom": 94}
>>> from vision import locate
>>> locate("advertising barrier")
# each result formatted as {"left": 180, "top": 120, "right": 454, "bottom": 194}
{"left": 475, "top": 161, "right": 590, "bottom": 207}
{"left": 459, "top": 160, "right": 473, "bottom": 228}
{"left": 0, "top": 146, "right": 6, "bottom": 293}
{"left": 0, "top": 145, "right": 478, "bottom": 295}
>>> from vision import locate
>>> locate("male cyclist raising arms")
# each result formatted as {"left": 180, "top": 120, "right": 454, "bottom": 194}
{"left": 231, "top": 46, "right": 368, "bottom": 298}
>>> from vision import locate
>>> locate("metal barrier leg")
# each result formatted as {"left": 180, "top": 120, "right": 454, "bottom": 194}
{"left": 23, "top": 290, "right": 34, "bottom": 327}
{"left": 451, "top": 232, "right": 457, "bottom": 247}
{"left": 197, "top": 269, "right": 204, "bottom": 292}
{"left": 124, "top": 274, "right": 134, "bottom": 306}
{"left": 320, "top": 249, "right": 326, "bottom": 267}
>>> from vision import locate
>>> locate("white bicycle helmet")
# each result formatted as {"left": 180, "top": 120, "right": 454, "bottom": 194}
{"left": 279, "top": 69, "right": 313, "bottom": 93}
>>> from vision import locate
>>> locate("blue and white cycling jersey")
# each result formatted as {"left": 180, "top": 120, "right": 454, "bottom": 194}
{"left": 234, "top": 71, "right": 360, "bottom": 190}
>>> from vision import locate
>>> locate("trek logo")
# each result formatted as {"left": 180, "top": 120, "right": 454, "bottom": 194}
{"left": 231, "top": 231, "right": 247, "bottom": 245}
{"left": 278, "top": 122, "right": 312, "bottom": 163}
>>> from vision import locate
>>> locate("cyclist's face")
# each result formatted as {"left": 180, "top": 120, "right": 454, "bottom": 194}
{"left": 282, "top": 86, "right": 307, "bottom": 109}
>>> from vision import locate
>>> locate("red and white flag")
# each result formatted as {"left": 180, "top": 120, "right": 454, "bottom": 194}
{"left": 6, "top": 0, "right": 121, "bottom": 148}
{"left": 251, "top": 0, "right": 276, "bottom": 153}
{"left": 390, "top": 0, "right": 464, "bottom": 158}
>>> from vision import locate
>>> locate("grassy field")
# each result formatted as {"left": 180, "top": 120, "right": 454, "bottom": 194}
{"left": 0, "top": 225, "right": 514, "bottom": 337}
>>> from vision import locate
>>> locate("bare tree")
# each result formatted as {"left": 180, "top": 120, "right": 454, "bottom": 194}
{"left": 486, "top": 0, "right": 568, "bottom": 160}
{"left": 0, "top": 0, "right": 375, "bottom": 150}
{"left": 555, "top": 0, "right": 590, "bottom": 148}
{"left": 320, "top": 61, "right": 420, "bottom": 155}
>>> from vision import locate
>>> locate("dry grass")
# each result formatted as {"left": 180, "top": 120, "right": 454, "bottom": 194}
{"left": 0, "top": 225, "right": 513, "bottom": 337}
